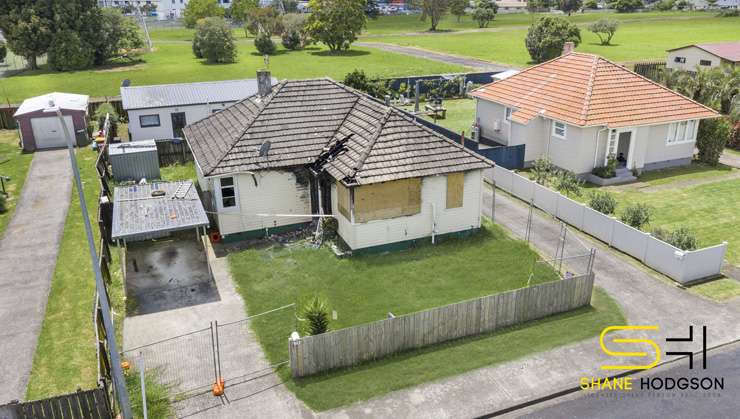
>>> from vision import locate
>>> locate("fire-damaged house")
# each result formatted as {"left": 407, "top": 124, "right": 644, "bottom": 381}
{"left": 183, "top": 74, "right": 492, "bottom": 253}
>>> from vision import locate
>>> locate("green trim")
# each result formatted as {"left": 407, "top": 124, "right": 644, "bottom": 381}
{"left": 349, "top": 228, "right": 479, "bottom": 256}
{"left": 221, "top": 222, "right": 311, "bottom": 243}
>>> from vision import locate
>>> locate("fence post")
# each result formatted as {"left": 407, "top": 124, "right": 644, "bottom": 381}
{"left": 139, "top": 352, "right": 148, "bottom": 419}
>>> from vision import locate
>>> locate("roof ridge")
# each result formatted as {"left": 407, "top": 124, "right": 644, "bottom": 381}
{"left": 580, "top": 55, "right": 600, "bottom": 124}
{"left": 470, "top": 52, "right": 577, "bottom": 96}
{"left": 353, "top": 108, "right": 393, "bottom": 177}
{"left": 208, "top": 80, "right": 288, "bottom": 175}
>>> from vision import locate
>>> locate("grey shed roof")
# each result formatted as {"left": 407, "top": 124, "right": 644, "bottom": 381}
{"left": 111, "top": 181, "right": 209, "bottom": 241}
{"left": 108, "top": 139, "right": 157, "bottom": 156}
{"left": 121, "top": 78, "right": 278, "bottom": 110}
{"left": 183, "top": 78, "right": 492, "bottom": 186}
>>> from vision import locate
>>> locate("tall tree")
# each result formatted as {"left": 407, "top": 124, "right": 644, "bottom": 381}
{"left": 230, "top": 0, "right": 259, "bottom": 24}
{"left": 306, "top": 0, "right": 366, "bottom": 52}
{"left": 558, "top": 0, "right": 582, "bottom": 15}
{"left": 587, "top": 18, "right": 619, "bottom": 45}
{"left": 0, "top": 0, "right": 53, "bottom": 69}
{"left": 449, "top": 0, "right": 467, "bottom": 22}
{"left": 183, "top": 0, "right": 225, "bottom": 29}
{"left": 472, "top": 0, "right": 498, "bottom": 28}
{"left": 416, "top": 0, "right": 449, "bottom": 31}
{"left": 525, "top": 16, "right": 581, "bottom": 63}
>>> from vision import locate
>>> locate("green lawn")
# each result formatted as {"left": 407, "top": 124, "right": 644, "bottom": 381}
{"left": 228, "top": 221, "right": 623, "bottom": 410}
{"left": 0, "top": 130, "right": 33, "bottom": 237}
{"left": 0, "top": 43, "right": 465, "bottom": 104}
{"left": 400, "top": 98, "right": 477, "bottom": 135}
{"left": 368, "top": 15, "right": 740, "bottom": 66}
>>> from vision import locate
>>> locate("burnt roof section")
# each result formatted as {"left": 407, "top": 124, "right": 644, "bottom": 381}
{"left": 183, "top": 78, "right": 491, "bottom": 185}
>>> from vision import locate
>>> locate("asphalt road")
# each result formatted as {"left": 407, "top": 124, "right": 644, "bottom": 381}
{"left": 515, "top": 341, "right": 740, "bottom": 419}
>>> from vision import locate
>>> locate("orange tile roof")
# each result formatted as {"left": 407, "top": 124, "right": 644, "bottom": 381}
{"left": 471, "top": 52, "right": 719, "bottom": 128}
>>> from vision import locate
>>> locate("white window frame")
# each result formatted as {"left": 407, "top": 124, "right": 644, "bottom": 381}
{"left": 666, "top": 120, "right": 697, "bottom": 146}
{"left": 552, "top": 121, "right": 567, "bottom": 139}
{"left": 139, "top": 114, "right": 160, "bottom": 128}
{"left": 216, "top": 176, "right": 239, "bottom": 211}
{"left": 505, "top": 107, "right": 512, "bottom": 122}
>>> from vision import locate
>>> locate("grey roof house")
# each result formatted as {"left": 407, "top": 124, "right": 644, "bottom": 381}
{"left": 184, "top": 75, "right": 492, "bottom": 252}
{"left": 121, "top": 78, "right": 277, "bottom": 141}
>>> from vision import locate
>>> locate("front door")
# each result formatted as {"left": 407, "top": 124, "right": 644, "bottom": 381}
{"left": 605, "top": 129, "right": 634, "bottom": 169}
{"left": 171, "top": 112, "right": 187, "bottom": 139}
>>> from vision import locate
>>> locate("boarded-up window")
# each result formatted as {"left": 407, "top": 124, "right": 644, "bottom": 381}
{"left": 446, "top": 172, "right": 464, "bottom": 209}
{"left": 353, "top": 178, "right": 421, "bottom": 223}
{"left": 336, "top": 181, "right": 351, "bottom": 220}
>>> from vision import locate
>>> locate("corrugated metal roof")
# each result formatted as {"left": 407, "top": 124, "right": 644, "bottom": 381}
{"left": 667, "top": 42, "right": 740, "bottom": 63}
{"left": 120, "top": 78, "right": 278, "bottom": 110}
{"left": 14, "top": 92, "right": 89, "bottom": 117}
{"left": 108, "top": 139, "right": 158, "bottom": 156}
{"left": 111, "top": 181, "right": 209, "bottom": 241}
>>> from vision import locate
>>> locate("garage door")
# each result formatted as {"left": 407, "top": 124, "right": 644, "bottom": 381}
{"left": 30, "top": 116, "right": 75, "bottom": 149}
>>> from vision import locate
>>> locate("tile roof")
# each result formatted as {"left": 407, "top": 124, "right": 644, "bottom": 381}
{"left": 470, "top": 52, "right": 719, "bottom": 128}
{"left": 183, "top": 78, "right": 491, "bottom": 185}
{"left": 668, "top": 42, "right": 740, "bottom": 63}
{"left": 120, "top": 78, "right": 277, "bottom": 110}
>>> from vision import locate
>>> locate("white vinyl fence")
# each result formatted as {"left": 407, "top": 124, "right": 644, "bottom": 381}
{"left": 491, "top": 166, "right": 727, "bottom": 284}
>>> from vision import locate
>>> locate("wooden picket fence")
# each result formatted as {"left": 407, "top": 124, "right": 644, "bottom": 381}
{"left": 155, "top": 138, "right": 194, "bottom": 166}
{"left": 289, "top": 273, "right": 594, "bottom": 377}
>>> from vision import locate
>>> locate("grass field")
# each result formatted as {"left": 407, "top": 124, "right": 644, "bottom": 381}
{"left": 228, "top": 221, "right": 624, "bottom": 410}
{"left": 370, "top": 15, "right": 740, "bottom": 66}
{"left": 0, "top": 131, "right": 33, "bottom": 238}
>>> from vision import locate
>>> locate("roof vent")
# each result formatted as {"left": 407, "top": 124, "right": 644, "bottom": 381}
{"left": 259, "top": 140, "right": 271, "bottom": 157}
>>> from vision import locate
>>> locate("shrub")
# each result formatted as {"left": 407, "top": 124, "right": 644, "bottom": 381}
{"left": 48, "top": 30, "right": 95, "bottom": 71}
{"left": 652, "top": 226, "right": 699, "bottom": 250}
{"left": 184, "top": 0, "right": 225, "bottom": 28}
{"left": 525, "top": 16, "right": 581, "bottom": 64}
{"left": 552, "top": 169, "right": 583, "bottom": 196}
{"left": 94, "top": 103, "right": 120, "bottom": 138}
{"left": 281, "top": 13, "right": 309, "bottom": 50}
{"left": 610, "top": 0, "right": 643, "bottom": 12}
{"left": 654, "top": 0, "right": 674, "bottom": 11}
{"left": 584, "top": 0, "right": 598, "bottom": 8}
{"left": 591, "top": 156, "right": 617, "bottom": 178}
{"left": 193, "top": 17, "right": 238, "bottom": 63}
{"left": 620, "top": 203, "right": 651, "bottom": 229}
{"left": 531, "top": 157, "right": 554, "bottom": 184}
{"left": 587, "top": 19, "right": 619, "bottom": 46}
{"left": 472, "top": 0, "right": 498, "bottom": 29}
{"left": 299, "top": 296, "right": 330, "bottom": 336}
{"left": 254, "top": 31, "right": 277, "bottom": 55}
{"left": 306, "top": 0, "right": 367, "bottom": 52}
{"left": 588, "top": 191, "right": 617, "bottom": 215}
{"left": 0, "top": 41, "right": 6, "bottom": 63}
{"left": 696, "top": 118, "right": 731, "bottom": 166}
{"left": 244, "top": 6, "right": 283, "bottom": 37}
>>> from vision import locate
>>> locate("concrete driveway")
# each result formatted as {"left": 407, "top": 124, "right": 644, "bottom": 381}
{"left": 0, "top": 149, "right": 72, "bottom": 403}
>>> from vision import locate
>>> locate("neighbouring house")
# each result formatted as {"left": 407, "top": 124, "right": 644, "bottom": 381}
{"left": 183, "top": 73, "right": 492, "bottom": 253}
{"left": 666, "top": 42, "right": 740, "bottom": 71}
{"left": 121, "top": 78, "right": 277, "bottom": 141}
{"left": 470, "top": 52, "right": 719, "bottom": 181}
{"left": 13, "top": 92, "right": 90, "bottom": 152}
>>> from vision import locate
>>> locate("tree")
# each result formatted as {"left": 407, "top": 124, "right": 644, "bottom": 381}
{"left": 449, "top": 0, "right": 468, "bottom": 22}
{"left": 245, "top": 6, "right": 283, "bottom": 36}
{"left": 584, "top": 0, "right": 599, "bottom": 8}
{"left": 183, "top": 0, "right": 225, "bottom": 28}
{"left": 609, "top": 0, "right": 643, "bottom": 13}
{"left": 416, "top": 0, "right": 449, "bottom": 31}
{"left": 366, "top": 0, "right": 380, "bottom": 19}
{"left": 0, "top": 1, "right": 53, "bottom": 69}
{"left": 48, "top": 30, "right": 94, "bottom": 70}
{"left": 254, "top": 30, "right": 277, "bottom": 55}
{"left": 299, "top": 297, "right": 330, "bottom": 336}
{"left": 281, "top": 13, "right": 310, "bottom": 50}
{"left": 674, "top": 0, "right": 690, "bottom": 9}
{"left": 588, "top": 19, "right": 619, "bottom": 45}
{"left": 230, "top": 0, "right": 259, "bottom": 24}
{"left": 95, "top": 9, "right": 145, "bottom": 64}
{"left": 0, "top": 41, "right": 6, "bottom": 63}
{"left": 472, "top": 0, "right": 498, "bottom": 28}
{"left": 306, "top": 0, "right": 367, "bottom": 52}
{"left": 558, "top": 0, "right": 582, "bottom": 15}
{"left": 192, "top": 17, "right": 237, "bottom": 63}
{"left": 654, "top": 0, "right": 674, "bottom": 10}
{"left": 525, "top": 16, "right": 581, "bottom": 63}
{"left": 696, "top": 118, "right": 731, "bottom": 165}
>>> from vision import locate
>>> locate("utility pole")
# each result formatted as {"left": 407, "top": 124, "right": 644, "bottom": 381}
{"left": 45, "top": 101, "right": 133, "bottom": 419}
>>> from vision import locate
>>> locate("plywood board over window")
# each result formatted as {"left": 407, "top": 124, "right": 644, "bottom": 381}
{"left": 336, "top": 181, "right": 351, "bottom": 220}
{"left": 353, "top": 178, "right": 421, "bottom": 223}
{"left": 446, "top": 172, "right": 464, "bottom": 209}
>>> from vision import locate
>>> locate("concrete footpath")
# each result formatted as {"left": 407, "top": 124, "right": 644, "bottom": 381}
{"left": 355, "top": 42, "right": 514, "bottom": 72}
{"left": 0, "top": 150, "right": 72, "bottom": 403}
{"left": 323, "top": 181, "right": 740, "bottom": 418}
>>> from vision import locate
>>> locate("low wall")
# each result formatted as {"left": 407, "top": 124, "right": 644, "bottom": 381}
{"left": 490, "top": 166, "right": 728, "bottom": 284}
{"left": 289, "top": 273, "right": 594, "bottom": 378}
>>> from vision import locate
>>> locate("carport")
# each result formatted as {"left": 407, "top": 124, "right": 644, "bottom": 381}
{"left": 111, "top": 181, "right": 215, "bottom": 316}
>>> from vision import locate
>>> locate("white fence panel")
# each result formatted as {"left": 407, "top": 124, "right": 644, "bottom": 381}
{"left": 582, "top": 208, "right": 614, "bottom": 244}
{"left": 556, "top": 195, "right": 585, "bottom": 230}
{"left": 532, "top": 184, "right": 558, "bottom": 216}
{"left": 611, "top": 223, "right": 649, "bottom": 261}
{"left": 680, "top": 243, "right": 728, "bottom": 284}
{"left": 644, "top": 236, "right": 684, "bottom": 280}
{"left": 511, "top": 173, "right": 535, "bottom": 201}
{"left": 492, "top": 166, "right": 514, "bottom": 193}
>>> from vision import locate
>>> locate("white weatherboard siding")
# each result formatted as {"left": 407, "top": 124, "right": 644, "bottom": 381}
{"left": 127, "top": 103, "right": 233, "bottom": 141}
{"left": 475, "top": 99, "right": 510, "bottom": 145}
{"left": 212, "top": 171, "right": 312, "bottom": 237}
{"left": 667, "top": 47, "right": 727, "bottom": 71}
{"left": 332, "top": 170, "right": 483, "bottom": 250}
{"left": 642, "top": 123, "right": 696, "bottom": 167}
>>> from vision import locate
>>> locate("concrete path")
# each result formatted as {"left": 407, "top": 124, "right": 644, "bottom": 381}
{"left": 0, "top": 150, "right": 72, "bottom": 403}
{"left": 122, "top": 240, "right": 312, "bottom": 419}
{"left": 720, "top": 149, "right": 740, "bottom": 169}
{"left": 323, "top": 179, "right": 740, "bottom": 418}
{"left": 355, "top": 42, "right": 515, "bottom": 72}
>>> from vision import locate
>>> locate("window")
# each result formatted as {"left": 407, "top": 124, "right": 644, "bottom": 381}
{"left": 505, "top": 107, "right": 512, "bottom": 121}
{"left": 552, "top": 121, "right": 566, "bottom": 139}
{"left": 674, "top": 56, "right": 686, "bottom": 63}
{"left": 666, "top": 120, "right": 697, "bottom": 145}
{"left": 353, "top": 178, "right": 421, "bottom": 223}
{"left": 219, "top": 177, "right": 237, "bottom": 208}
{"left": 139, "top": 114, "right": 160, "bottom": 128}
{"left": 699, "top": 59, "right": 712, "bottom": 66}
{"left": 446, "top": 173, "right": 464, "bottom": 209}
